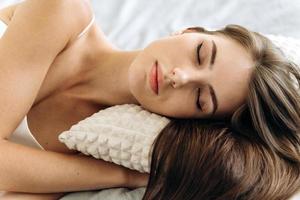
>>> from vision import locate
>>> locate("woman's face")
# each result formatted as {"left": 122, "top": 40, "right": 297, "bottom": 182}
{"left": 128, "top": 31, "right": 254, "bottom": 118}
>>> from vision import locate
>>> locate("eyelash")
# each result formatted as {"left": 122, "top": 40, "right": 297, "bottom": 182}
{"left": 196, "top": 42, "right": 204, "bottom": 111}
{"left": 196, "top": 42, "right": 203, "bottom": 65}
{"left": 196, "top": 88, "right": 203, "bottom": 111}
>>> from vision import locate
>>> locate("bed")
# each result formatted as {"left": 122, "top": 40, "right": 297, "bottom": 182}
{"left": 0, "top": 0, "right": 299, "bottom": 199}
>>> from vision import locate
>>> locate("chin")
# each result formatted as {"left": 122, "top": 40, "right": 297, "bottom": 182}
{"left": 128, "top": 73, "right": 142, "bottom": 97}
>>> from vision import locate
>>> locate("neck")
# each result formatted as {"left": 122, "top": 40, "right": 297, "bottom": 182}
{"left": 67, "top": 41, "right": 141, "bottom": 107}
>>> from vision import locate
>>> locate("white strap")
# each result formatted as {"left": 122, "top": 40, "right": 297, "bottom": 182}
{"left": 76, "top": 15, "right": 95, "bottom": 39}
{"left": 0, "top": 19, "right": 7, "bottom": 38}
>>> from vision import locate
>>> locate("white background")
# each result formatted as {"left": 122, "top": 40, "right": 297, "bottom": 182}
{"left": 1, "top": 0, "right": 300, "bottom": 50}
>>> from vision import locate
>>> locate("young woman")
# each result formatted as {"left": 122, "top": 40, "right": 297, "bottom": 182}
{"left": 0, "top": 0, "right": 298, "bottom": 199}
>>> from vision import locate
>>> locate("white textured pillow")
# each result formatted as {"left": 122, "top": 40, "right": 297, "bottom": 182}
{"left": 266, "top": 34, "right": 300, "bottom": 66}
{"left": 59, "top": 104, "right": 170, "bottom": 173}
{"left": 59, "top": 35, "right": 300, "bottom": 173}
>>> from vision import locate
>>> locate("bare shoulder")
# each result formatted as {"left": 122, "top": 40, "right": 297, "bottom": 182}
{"left": 0, "top": 0, "right": 94, "bottom": 40}
{"left": 0, "top": 0, "right": 94, "bottom": 139}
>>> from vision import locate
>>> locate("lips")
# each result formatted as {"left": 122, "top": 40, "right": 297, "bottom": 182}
{"left": 150, "top": 60, "right": 159, "bottom": 95}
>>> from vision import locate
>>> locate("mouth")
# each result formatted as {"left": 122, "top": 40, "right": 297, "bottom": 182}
{"left": 150, "top": 60, "right": 159, "bottom": 95}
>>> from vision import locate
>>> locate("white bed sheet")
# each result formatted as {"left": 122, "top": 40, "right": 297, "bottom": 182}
{"left": 90, "top": 0, "right": 300, "bottom": 50}
{"left": 1, "top": 0, "right": 299, "bottom": 50}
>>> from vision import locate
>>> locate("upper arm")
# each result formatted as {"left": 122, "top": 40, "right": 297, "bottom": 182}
{"left": 0, "top": 0, "right": 93, "bottom": 139}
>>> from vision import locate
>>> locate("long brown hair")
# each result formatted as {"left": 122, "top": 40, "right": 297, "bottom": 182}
{"left": 185, "top": 25, "right": 300, "bottom": 163}
{"left": 143, "top": 25, "right": 300, "bottom": 199}
{"left": 143, "top": 119, "right": 300, "bottom": 200}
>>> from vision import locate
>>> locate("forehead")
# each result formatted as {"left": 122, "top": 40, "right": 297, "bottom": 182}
{"left": 199, "top": 32, "right": 251, "bottom": 58}
{"left": 199, "top": 33, "right": 254, "bottom": 116}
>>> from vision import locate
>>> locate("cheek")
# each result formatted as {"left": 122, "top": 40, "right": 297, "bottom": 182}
{"left": 215, "top": 78, "right": 249, "bottom": 115}
{"left": 145, "top": 38, "right": 189, "bottom": 67}
{"left": 155, "top": 91, "right": 196, "bottom": 118}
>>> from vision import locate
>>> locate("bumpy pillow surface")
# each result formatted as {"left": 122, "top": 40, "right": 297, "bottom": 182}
{"left": 59, "top": 34, "right": 300, "bottom": 173}
{"left": 266, "top": 34, "right": 300, "bottom": 65}
{"left": 59, "top": 104, "right": 170, "bottom": 173}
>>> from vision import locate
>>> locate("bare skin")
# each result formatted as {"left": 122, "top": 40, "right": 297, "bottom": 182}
{"left": 0, "top": 1, "right": 147, "bottom": 199}
{"left": 0, "top": 192, "right": 65, "bottom": 200}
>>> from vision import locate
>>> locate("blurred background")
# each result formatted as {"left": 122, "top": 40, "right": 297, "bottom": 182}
{"left": 1, "top": 0, "right": 300, "bottom": 50}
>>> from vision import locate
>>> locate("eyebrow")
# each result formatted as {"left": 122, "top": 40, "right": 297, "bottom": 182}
{"left": 208, "top": 40, "right": 218, "bottom": 115}
{"left": 208, "top": 85, "right": 218, "bottom": 115}
{"left": 210, "top": 40, "right": 217, "bottom": 69}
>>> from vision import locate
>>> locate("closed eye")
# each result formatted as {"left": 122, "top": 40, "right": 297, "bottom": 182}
{"left": 196, "top": 88, "right": 203, "bottom": 111}
{"left": 196, "top": 42, "right": 203, "bottom": 65}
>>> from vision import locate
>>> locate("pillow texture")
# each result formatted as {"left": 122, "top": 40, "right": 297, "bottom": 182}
{"left": 59, "top": 104, "right": 170, "bottom": 173}
{"left": 266, "top": 34, "right": 300, "bottom": 65}
{"left": 59, "top": 34, "right": 300, "bottom": 173}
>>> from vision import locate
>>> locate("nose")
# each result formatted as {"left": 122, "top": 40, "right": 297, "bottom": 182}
{"left": 170, "top": 67, "right": 204, "bottom": 88}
